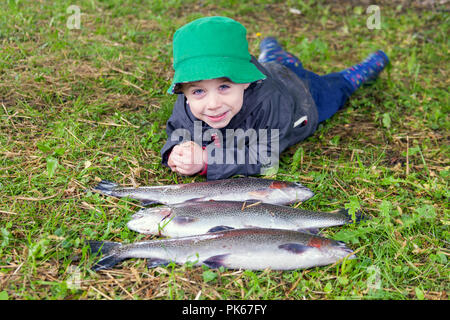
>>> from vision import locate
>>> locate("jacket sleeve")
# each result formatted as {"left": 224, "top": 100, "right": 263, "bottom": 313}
{"left": 160, "top": 97, "right": 193, "bottom": 167}
{"left": 205, "top": 93, "right": 294, "bottom": 180}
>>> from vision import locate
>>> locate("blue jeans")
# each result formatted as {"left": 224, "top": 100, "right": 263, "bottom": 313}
{"left": 285, "top": 65, "right": 355, "bottom": 123}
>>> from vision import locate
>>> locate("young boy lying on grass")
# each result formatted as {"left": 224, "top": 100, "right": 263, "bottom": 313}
{"left": 161, "top": 16, "right": 389, "bottom": 180}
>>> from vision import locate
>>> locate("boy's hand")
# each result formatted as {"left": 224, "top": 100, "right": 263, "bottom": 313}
{"left": 167, "top": 141, "right": 207, "bottom": 176}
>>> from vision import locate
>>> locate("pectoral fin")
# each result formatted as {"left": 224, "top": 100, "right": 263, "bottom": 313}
{"left": 207, "top": 225, "right": 235, "bottom": 233}
{"left": 147, "top": 258, "right": 171, "bottom": 268}
{"left": 141, "top": 199, "right": 159, "bottom": 206}
{"left": 297, "top": 228, "right": 320, "bottom": 235}
{"left": 203, "top": 254, "right": 230, "bottom": 268}
{"left": 278, "top": 243, "right": 310, "bottom": 254}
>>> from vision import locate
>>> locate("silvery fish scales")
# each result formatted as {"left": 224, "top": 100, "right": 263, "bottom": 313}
{"left": 93, "top": 177, "right": 314, "bottom": 205}
{"left": 127, "top": 200, "right": 361, "bottom": 237}
{"left": 88, "top": 228, "right": 355, "bottom": 271}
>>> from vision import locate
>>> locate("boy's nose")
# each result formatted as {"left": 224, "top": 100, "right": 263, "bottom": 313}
{"left": 206, "top": 93, "right": 222, "bottom": 110}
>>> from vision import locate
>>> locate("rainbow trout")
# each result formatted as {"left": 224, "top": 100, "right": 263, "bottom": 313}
{"left": 88, "top": 228, "right": 355, "bottom": 271}
{"left": 127, "top": 200, "right": 362, "bottom": 237}
{"left": 93, "top": 177, "right": 314, "bottom": 205}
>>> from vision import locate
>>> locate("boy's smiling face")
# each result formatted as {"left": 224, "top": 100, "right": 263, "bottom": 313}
{"left": 181, "top": 78, "right": 250, "bottom": 129}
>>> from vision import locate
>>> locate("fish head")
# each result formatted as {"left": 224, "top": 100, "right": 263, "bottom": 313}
{"left": 250, "top": 181, "right": 314, "bottom": 205}
{"left": 330, "top": 241, "right": 356, "bottom": 261}
{"left": 127, "top": 207, "right": 173, "bottom": 235}
{"left": 310, "top": 238, "right": 356, "bottom": 261}
{"left": 279, "top": 236, "right": 356, "bottom": 269}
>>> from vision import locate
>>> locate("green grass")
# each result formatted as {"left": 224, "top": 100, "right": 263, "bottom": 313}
{"left": 0, "top": 0, "right": 448, "bottom": 300}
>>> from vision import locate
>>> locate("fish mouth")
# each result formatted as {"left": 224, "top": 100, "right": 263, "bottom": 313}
{"left": 130, "top": 211, "right": 146, "bottom": 220}
{"left": 292, "top": 184, "right": 315, "bottom": 201}
{"left": 130, "top": 207, "right": 172, "bottom": 220}
{"left": 126, "top": 218, "right": 147, "bottom": 233}
{"left": 294, "top": 182, "right": 314, "bottom": 192}
{"left": 335, "top": 241, "right": 356, "bottom": 258}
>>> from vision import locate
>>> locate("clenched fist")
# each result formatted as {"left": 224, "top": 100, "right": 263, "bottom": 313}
{"left": 167, "top": 141, "right": 207, "bottom": 176}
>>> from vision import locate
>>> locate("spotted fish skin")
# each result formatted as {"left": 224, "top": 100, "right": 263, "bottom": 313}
{"left": 88, "top": 228, "right": 355, "bottom": 271}
{"left": 92, "top": 177, "right": 314, "bottom": 206}
{"left": 127, "top": 201, "right": 362, "bottom": 237}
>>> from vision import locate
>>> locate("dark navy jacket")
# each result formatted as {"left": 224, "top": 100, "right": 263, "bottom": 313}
{"left": 160, "top": 57, "right": 318, "bottom": 180}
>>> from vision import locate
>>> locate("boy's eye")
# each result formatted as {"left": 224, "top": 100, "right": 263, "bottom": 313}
{"left": 191, "top": 89, "right": 204, "bottom": 95}
{"left": 219, "top": 84, "right": 230, "bottom": 91}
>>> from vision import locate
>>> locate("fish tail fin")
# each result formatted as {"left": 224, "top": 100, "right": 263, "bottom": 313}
{"left": 87, "top": 240, "right": 123, "bottom": 271}
{"left": 93, "top": 180, "right": 118, "bottom": 195}
{"left": 338, "top": 208, "right": 364, "bottom": 224}
{"left": 88, "top": 240, "right": 120, "bottom": 255}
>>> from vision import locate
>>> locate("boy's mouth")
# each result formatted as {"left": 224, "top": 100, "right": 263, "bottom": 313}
{"left": 205, "top": 111, "right": 228, "bottom": 122}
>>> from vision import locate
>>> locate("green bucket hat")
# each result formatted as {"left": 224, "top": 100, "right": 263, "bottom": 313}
{"left": 168, "top": 16, "right": 266, "bottom": 94}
